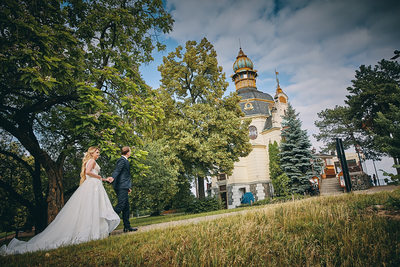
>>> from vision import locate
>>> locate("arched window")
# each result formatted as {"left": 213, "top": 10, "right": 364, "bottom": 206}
{"left": 249, "top": 125, "right": 258, "bottom": 140}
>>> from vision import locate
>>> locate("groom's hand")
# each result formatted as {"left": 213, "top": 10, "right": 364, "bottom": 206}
{"left": 106, "top": 177, "right": 114, "bottom": 183}
{"left": 128, "top": 188, "right": 132, "bottom": 194}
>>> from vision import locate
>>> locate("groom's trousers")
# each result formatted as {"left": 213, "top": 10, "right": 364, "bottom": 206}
{"left": 114, "top": 189, "right": 131, "bottom": 228}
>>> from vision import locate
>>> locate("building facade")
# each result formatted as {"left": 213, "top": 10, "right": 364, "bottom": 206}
{"left": 210, "top": 48, "right": 288, "bottom": 209}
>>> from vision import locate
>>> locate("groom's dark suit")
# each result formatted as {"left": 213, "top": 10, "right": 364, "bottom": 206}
{"left": 111, "top": 156, "right": 132, "bottom": 229}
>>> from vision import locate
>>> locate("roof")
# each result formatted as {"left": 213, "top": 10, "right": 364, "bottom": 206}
{"left": 238, "top": 87, "right": 273, "bottom": 117}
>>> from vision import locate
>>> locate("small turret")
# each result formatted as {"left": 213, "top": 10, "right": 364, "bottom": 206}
{"left": 231, "top": 48, "right": 258, "bottom": 91}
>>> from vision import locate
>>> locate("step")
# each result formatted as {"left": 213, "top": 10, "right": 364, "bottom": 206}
{"left": 320, "top": 178, "right": 344, "bottom": 195}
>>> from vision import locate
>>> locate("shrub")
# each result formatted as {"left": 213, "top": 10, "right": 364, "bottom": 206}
{"left": 253, "top": 198, "right": 271, "bottom": 206}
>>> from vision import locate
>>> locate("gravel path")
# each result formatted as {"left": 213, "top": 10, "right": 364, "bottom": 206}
{"left": 110, "top": 208, "right": 252, "bottom": 236}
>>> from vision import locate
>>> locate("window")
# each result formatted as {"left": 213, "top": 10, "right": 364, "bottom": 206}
{"left": 249, "top": 125, "right": 258, "bottom": 140}
{"left": 218, "top": 173, "right": 227, "bottom": 181}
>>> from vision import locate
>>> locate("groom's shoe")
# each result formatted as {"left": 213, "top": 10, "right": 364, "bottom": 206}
{"left": 123, "top": 227, "right": 138, "bottom": 232}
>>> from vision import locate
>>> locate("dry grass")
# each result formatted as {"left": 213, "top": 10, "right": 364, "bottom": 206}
{"left": 1, "top": 190, "right": 399, "bottom": 266}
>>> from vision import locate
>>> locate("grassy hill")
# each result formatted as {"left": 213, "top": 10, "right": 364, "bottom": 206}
{"left": 1, "top": 190, "right": 400, "bottom": 266}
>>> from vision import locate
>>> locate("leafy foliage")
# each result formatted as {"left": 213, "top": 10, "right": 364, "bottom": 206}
{"left": 157, "top": 38, "right": 252, "bottom": 198}
{"left": 280, "top": 104, "right": 315, "bottom": 194}
{"left": 345, "top": 58, "right": 400, "bottom": 166}
{"left": 381, "top": 165, "right": 400, "bottom": 185}
{"left": 268, "top": 141, "right": 290, "bottom": 196}
{"left": 0, "top": 140, "right": 43, "bottom": 233}
{"left": 166, "top": 177, "right": 195, "bottom": 211}
{"left": 314, "top": 105, "right": 376, "bottom": 157}
{"left": 131, "top": 141, "right": 179, "bottom": 215}
{"left": 185, "top": 196, "right": 222, "bottom": 214}
{"left": 374, "top": 104, "right": 400, "bottom": 161}
{"left": 0, "top": 0, "right": 173, "bottom": 223}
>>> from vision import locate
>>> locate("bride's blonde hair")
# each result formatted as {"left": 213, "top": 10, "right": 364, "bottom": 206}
{"left": 80, "top": 146, "right": 99, "bottom": 185}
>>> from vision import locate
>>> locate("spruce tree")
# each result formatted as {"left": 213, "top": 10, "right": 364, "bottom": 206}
{"left": 279, "top": 104, "right": 315, "bottom": 194}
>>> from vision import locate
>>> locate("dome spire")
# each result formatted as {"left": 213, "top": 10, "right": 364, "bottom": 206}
{"left": 275, "top": 69, "right": 283, "bottom": 94}
{"left": 231, "top": 47, "right": 258, "bottom": 91}
{"left": 274, "top": 69, "right": 288, "bottom": 103}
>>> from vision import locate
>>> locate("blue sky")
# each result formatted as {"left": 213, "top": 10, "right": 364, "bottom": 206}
{"left": 140, "top": 0, "right": 400, "bottom": 180}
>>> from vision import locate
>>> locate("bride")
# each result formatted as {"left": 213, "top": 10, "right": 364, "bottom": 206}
{"left": 1, "top": 147, "right": 120, "bottom": 255}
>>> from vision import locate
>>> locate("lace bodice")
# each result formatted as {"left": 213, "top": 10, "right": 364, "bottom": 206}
{"left": 86, "top": 160, "right": 100, "bottom": 178}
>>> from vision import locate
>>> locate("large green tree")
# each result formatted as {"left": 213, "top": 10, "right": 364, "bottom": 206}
{"left": 280, "top": 104, "right": 317, "bottom": 194}
{"left": 345, "top": 57, "right": 400, "bottom": 174}
{"left": 0, "top": 139, "right": 47, "bottom": 234}
{"left": 131, "top": 141, "right": 179, "bottom": 215}
{"left": 157, "top": 38, "right": 252, "bottom": 198}
{"left": 0, "top": 0, "right": 173, "bottom": 223}
{"left": 314, "top": 105, "right": 380, "bottom": 162}
{"left": 315, "top": 106, "right": 359, "bottom": 151}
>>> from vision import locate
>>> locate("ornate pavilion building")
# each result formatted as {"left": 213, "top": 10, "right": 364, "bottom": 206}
{"left": 210, "top": 48, "right": 289, "bottom": 209}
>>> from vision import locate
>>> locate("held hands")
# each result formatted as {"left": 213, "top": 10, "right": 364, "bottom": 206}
{"left": 103, "top": 177, "right": 114, "bottom": 183}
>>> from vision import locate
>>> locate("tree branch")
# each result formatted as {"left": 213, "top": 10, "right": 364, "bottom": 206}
{"left": 0, "top": 149, "right": 34, "bottom": 176}
{"left": 18, "top": 94, "right": 78, "bottom": 116}
{"left": 0, "top": 180, "right": 34, "bottom": 211}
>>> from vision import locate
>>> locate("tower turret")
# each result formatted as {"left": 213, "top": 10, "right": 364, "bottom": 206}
{"left": 274, "top": 70, "right": 288, "bottom": 104}
{"left": 231, "top": 48, "right": 258, "bottom": 91}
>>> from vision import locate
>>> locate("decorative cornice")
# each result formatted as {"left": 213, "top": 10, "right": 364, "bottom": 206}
{"left": 241, "top": 114, "right": 269, "bottom": 120}
{"left": 239, "top": 98, "right": 274, "bottom": 104}
{"left": 251, "top": 144, "right": 267, "bottom": 148}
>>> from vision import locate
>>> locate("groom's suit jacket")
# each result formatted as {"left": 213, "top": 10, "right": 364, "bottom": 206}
{"left": 111, "top": 156, "right": 132, "bottom": 190}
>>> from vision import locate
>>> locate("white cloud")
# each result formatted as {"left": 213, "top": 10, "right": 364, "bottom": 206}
{"left": 142, "top": 0, "right": 400, "bottom": 174}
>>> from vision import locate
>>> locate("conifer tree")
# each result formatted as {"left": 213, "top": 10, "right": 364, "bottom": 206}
{"left": 279, "top": 104, "right": 315, "bottom": 194}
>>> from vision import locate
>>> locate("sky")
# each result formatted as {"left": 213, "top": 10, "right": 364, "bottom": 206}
{"left": 140, "top": 0, "right": 400, "bottom": 181}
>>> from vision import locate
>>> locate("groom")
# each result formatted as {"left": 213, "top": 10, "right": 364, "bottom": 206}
{"left": 109, "top": 146, "right": 137, "bottom": 232}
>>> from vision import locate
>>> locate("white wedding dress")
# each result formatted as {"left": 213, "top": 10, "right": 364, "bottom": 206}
{"left": 0, "top": 161, "right": 120, "bottom": 255}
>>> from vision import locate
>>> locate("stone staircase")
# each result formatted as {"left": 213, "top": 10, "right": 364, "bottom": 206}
{"left": 320, "top": 177, "right": 344, "bottom": 196}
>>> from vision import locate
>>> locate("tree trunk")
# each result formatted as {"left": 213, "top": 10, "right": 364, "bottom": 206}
{"left": 197, "top": 177, "right": 205, "bottom": 199}
{"left": 32, "top": 159, "right": 47, "bottom": 233}
{"left": 1, "top": 104, "right": 69, "bottom": 226}
{"left": 45, "top": 165, "right": 64, "bottom": 224}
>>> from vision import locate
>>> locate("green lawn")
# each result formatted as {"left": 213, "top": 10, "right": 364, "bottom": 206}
{"left": 1, "top": 190, "right": 400, "bottom": 266}
{"left": 119, "top": 205, "right": 255, "bottom": 229}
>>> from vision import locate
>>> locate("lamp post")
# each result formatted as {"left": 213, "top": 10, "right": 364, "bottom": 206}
{"left": 336, "top": 138, "right": 352, "bottom": 192}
